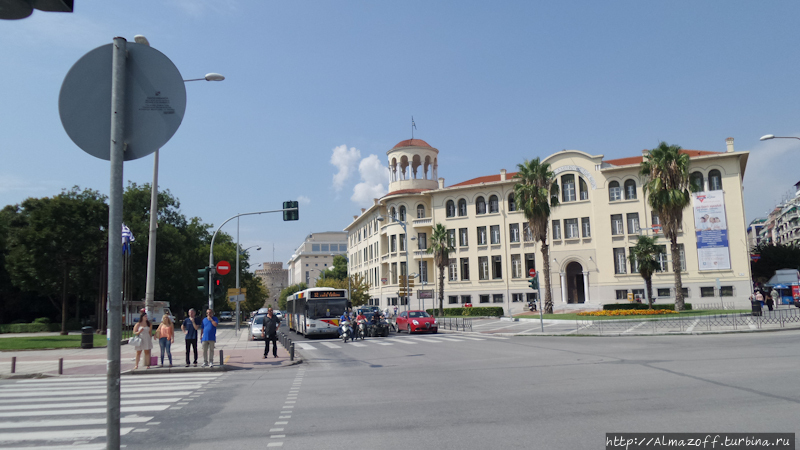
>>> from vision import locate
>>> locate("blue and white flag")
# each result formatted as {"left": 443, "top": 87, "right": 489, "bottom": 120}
{"left": 122, "top": 224, "right": 135, "bottom": 254}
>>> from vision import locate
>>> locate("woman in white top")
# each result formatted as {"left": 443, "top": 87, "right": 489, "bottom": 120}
{"left": 133, "top": 312, "right": 153, "bottom": 370}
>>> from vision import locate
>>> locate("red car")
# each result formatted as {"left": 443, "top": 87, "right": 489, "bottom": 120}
{"left": 396, "top": 310, "right": 438, "bottom": 334}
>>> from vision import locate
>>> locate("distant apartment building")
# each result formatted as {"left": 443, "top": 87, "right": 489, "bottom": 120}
{"left": 286, "top": 232, "right": 348, "bottom": 288}
{"left": 747, "top": 218, "right": 767, "bottom": 250}
{"left": 254, "top": 262, "right": 289, "bottom": 310}
{"left": 345, "top": 137, "right": 753, "bottom": 313}
{"left": 757, "top": 181, "right": 800, "bottom": 248}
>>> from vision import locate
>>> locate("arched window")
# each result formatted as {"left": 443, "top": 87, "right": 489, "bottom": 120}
{"left": 609, "top": 181, "right": 621, "bottom": 201}
{"left": 709, "top": 170, "right": 722, "bottom": 191}
{"left": 624, "top": 179, "right": 637, "bottom": 200}
{"left": 446, "top": 200, "right": 455, "bottom": 218}
{"left": 416, "top": 204, "right": 425, "bottom": 219}
{"left": 399, "top": 205, "right": 406, "bottom": 221}
{"left": 458, "top": 199, "right": 467, "bottom": 216}
{"left": 476, "top": 196, "right": 486, "bottom": 215}
{"left": 390, "top": 207, "right": 397, "bottom": 219}
{"left": 690, "top": 172, "right": 704, "bottom": 192}
{"left": 579, "top": 177, "right": 589, "bottom": 200}
{"left": 488, "top": 195, "right": 499, "bottom": 213}
{"left": 561, "top": 174, "right": 576, "bottom": 202}
{"left": 508, "top": 193, "right": 517, "bottom": 212}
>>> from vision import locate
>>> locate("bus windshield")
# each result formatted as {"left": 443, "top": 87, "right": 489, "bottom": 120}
{"left": 307, "top": 300, "right": 347, "bottom": 319}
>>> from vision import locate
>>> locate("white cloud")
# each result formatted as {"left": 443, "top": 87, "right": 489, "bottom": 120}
{"left": 297, "top": 195, "right": 310, "bottom": 204}
{"left": 743, "top": 136, "right": 800, "bottom": 222}
{"left": 351, "top": 154, "right": 389, "bottom": 207}
{"left": 330, "top": 145, "right": 361, "bottom": 191}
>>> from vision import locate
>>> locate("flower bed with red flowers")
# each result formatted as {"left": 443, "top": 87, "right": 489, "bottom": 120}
{"left": 578, "top": 309, "right": 679, "bottom": 317}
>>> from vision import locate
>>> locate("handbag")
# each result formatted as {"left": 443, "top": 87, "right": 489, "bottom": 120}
{"left": 129, "top": 335, "right": 142, "bottom": 346}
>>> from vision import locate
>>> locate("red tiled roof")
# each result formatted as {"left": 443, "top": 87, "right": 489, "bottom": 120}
{"left": 449, "top": 172, "right": 519, "bottom": 188}
{"left": 392, "top": 139, "right": 431, "bottom": 149}
{"left": 603, "top": 150, "right": 722, "bottom": 167}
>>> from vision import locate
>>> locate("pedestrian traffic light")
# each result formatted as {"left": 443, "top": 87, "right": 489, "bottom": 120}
{"left": 197, "top": 267, "right": 210, "bottom": 296}
{"left": 282, "top": 201, "right": 299, "bottom": 221}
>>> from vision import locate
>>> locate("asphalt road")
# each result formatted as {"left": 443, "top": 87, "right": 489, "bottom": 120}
{"left": 5, "top": 328, "right": 798, "bottom": 449}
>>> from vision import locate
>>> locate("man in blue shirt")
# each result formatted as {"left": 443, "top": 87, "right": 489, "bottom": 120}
{"left": 181, "top": 308, "right": 203, "bottom": 367}
{"left": 201, "top": 309, "right": 219, "bottom": 367}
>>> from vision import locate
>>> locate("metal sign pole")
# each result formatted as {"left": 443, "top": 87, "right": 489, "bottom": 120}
{"left": 537, "top": 274, "right": 543, "bottom": 332}
{"left": 106, "top": 36, "right": 126, "bottom": 450}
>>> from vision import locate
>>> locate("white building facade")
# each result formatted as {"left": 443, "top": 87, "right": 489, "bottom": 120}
{"left": 286, "top": 232, "right": 348, "bottom": 288}
{"left": 345, "top": 138, "right": 752, "bottom": 314}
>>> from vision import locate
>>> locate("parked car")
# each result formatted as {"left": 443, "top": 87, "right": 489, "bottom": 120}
{"left": 274, "top": 310, "right": 283, "bottom": 320}
{"left": 396, "top": 310, "right": 438, "bottom": 334}
{"left": 220, "top": 311, "right": 233, "bottom": 322}
{"left": 250, "top": 314, "right": 266, "bottom": 340}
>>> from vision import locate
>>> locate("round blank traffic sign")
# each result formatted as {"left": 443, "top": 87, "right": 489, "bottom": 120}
{"left": 59, "top": 42, "right": 186, "bottom": 161}
{"left": 529, "top": 268, "right": 536, "bottom": 277}
{"left": 215, "top": 261, "right": 231, "bottom": 276}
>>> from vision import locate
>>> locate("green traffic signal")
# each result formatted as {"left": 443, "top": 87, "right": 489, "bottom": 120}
{"left": 197, "top": 267, "right": 210, "bottom": 296}
{"left": 528, "top": 276, "right": 539, "bottom": 290}
{"left": 283, "top": 200, "right": 299, "bottom": 221}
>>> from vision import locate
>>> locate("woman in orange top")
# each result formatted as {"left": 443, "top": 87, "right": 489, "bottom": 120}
{"left": 157, "top": 314, "right": 175, "bottom": 367}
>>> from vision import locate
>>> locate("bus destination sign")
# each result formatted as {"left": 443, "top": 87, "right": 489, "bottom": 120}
{"left": 310, "top": 290, "right": 346, "bottom": 299}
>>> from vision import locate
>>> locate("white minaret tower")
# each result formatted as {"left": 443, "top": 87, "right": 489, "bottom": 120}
{"left": 386, "top": 139, "right": 439, "bottom": 193}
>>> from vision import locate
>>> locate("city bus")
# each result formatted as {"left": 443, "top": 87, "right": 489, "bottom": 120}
{"left": 286, "top": 288, "right": 349, "bottom": 337}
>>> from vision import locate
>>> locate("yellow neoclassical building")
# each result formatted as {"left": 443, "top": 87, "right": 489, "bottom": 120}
{"left": 344, "top": 138, "right": 752, "bottom": 314}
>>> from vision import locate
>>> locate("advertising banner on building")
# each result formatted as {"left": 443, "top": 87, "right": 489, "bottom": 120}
{"left": 693, "top": 191, "right": 731, "bottom": 271}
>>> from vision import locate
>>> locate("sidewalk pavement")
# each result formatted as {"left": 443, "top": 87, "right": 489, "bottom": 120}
{"left": 0, "top": 323, "right": 300, "bottom": 379}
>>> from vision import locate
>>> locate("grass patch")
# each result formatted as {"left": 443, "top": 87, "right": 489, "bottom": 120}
{"left": 514, "top": 309, "right": 748, "bottom": 321}
{"left": 0, "top": 334, "right": 108, "bottom": 351}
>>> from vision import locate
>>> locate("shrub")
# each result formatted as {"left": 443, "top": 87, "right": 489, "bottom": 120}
{"left": 0, "top": 323, "right": 61, "bottom": 333}
{"left": 603, "top": 303, "right": 692, "bottom": 311}
{"left": 580, "top": 309, "right": 678, "bottom": 316}
{"left": 427, "top": 307, "right": 504, "bottom": 317}
{"left": 33, "top": 317, "right": 52, "bottom": 324}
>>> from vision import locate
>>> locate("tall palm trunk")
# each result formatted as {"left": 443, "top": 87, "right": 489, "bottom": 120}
{"left": 438, "top": 262, "right": 445, "bottom": 316}
{"left": 670, "top": 238, "right": 685, "bottom": 311}
{"left": 645, "top": 276, "right": 653, "bottom": 309}
{"left": 541, "top": 242, "right": 553, "bottom": 314}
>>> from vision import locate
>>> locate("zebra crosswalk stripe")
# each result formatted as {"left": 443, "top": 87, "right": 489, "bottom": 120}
{"left": 0, "top": 373, "right": 221, "bottom": 447}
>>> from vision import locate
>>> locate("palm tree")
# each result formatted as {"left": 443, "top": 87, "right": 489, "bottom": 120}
{"left": 628, "top": 235, "right": 660, "bottom": 308}
{"left": 427, "top": 223, "right": 454, "bottom": 316}
{"left": 640, "top": 141, "right": 694, "bottom": 311}
{"left": 513, "top": 158, "right": 559, "bottom": 314}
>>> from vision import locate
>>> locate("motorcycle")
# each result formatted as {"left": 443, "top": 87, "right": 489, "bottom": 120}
{"left": 356, "top": 319, "right": 367, "bottom": 340}
{"left": 340, "top": 320, "right": 352, "bottom": 343}
{"left": 370, "top": 317, "right": 390, "bottom": 337}
{"left": 527, "top": 301, "right": 537, "bottom": 312}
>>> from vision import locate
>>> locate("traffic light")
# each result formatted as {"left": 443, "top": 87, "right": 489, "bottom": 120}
{"left": 213, "top": 276, "right": 224, "bottom": 299}
{"left": 197, "top": 267, "right": 210, "bottom": 296}
{"left": 528, "top": 276, "right": 539, "bottom": 290}
{"left": 283, "top": 201, "right": 299, "bottom": 221}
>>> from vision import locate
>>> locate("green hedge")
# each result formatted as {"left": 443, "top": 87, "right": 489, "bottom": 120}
{"left": 603, "top": 303, "right": 692, "bottom": 311}
{"left": 427, "top": 307, "right": 504, "bottom": 317}
{"left": 0, "top": 323, "right": 62, "bottom": 333}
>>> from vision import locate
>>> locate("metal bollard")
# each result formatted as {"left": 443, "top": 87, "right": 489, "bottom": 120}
{"left": 11, "top": 357, "right": 16, "bottom": 374}
{"left": 58, "top": 358, "right": 63, "bottom": 375}
{"left": 219, "top": 350, "right": 224, "bottom": 366}
{"left": 290, "top": 342, "right": 294, "bottom": 361}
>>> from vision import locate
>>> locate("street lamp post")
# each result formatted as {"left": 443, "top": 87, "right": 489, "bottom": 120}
{"left": 235, "top": 244, "right": 260, "bottom": 333}
{"left": 136, "top": 34, "right": 224, "bottom": 321}
{"left": 760, "top": 135, "right": 800, "bottom": 142}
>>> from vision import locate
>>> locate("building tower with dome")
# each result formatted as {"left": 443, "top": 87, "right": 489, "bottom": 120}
{"left": 344, "top": 137, "right": 752, "bottom": 314}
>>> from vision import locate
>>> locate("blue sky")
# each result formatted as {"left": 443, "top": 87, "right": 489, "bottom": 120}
{"left": 2, "top": 1, "right": 799, "bottom": 267}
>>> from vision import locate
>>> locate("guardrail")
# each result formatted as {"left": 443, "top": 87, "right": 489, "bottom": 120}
{"left": 574, "top": 307, "right": 800, "bottom": 335}
{"left": 691, "top": 302, "right": 737, "bottom": 310}
{"left": 438, "top": 317, "right": 472, "bottom": 332}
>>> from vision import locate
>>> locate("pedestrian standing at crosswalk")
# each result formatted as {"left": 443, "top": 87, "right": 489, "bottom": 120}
{"left": 157, "top": 314, "right": 175, "bottom": 367}
{"left": 133, "top": 312, "right": 153, "bottom": 370}
{"left": 182, "top": 308, "right": 202, "bottom": 367}
{"left": 201, "top": 309, "right": 219, "bottom": 367}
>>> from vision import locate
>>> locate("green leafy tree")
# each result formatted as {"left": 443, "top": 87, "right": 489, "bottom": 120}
{"left": 4, "top": 187, "right": 107, "bottom": 334}
{"left": 427, "top": 223, "right": 454, "bottom": 316}
{"left": 750, "top": 243, "right": 800, "bottom": 283}
{"left": 514, "top": 158, "right": 559, "bottom": 314}
{"left": 240, "top": 274, "right": 268, "bottom": 313}
{"left": 317, "top": 273, "right": 370, "bottom": 307}
{"left": 628, "top": 235, "right": 660, "bottom": 308}
{"left": 278, "top": 283, "right": 308, "bottom": 310}
{"left": 320, "top": 254, "right": 348, "bottom": 280}
{"left": 640, "top": 142, "right": 694, "bottom": 311}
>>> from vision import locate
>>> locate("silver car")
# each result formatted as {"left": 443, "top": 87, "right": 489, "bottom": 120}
{"left": 250, "top": 314, "right": 266, "bottom": 341}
